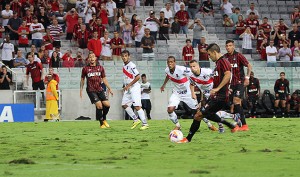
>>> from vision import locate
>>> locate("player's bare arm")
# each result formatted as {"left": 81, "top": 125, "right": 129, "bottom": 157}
{"left": 160, "top": 76, "right": 169, "bottom": 92}
{"left": 102, "top": 77, "right": 113, "bottom": 96}
{"left": 190, "top": 84, "right": 196, "bottom": 100}
{"left": 211, "top": 71, "right": 231, "bottom": 95}
{"left": 80, "top": 78, "right": 85, "bottom": 98}
{"left": 124, "top": 75, "right": 140, "bottom": 91}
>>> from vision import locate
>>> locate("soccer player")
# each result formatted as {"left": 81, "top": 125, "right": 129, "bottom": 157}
{"left": 224, "top": 40, "right": 252, "bottom": 131}
{"left": 121, "top": 50, "right": 149, "bottom": 130}
{"left": 140, "top": 74, "right": 152, "bottom": 120}
{"left": 189, "top": 59, "right": 242, "bottom": 133}
{"left": 246, "top": 71, "right": 260, "bottom": 118}
{"left": 273, "top": 72, "right": 290, "bottom": 118}
{"left": 80, "top": 53, "right": 113, "bottom": 128}
{"left": 286, "top": 92, "right": 300, "bottom": 117}
{"left": 179, "top": 43, "right": 239, "bottom": 143}
{"left": 160, "top": 56, "right": 197, "bottom": 130}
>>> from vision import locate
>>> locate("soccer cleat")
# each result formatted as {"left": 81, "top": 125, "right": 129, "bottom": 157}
{"left": 140, "top": 124, "right": 149, "bottom": 130}
{"left": 219, "top": 127, "right": 225, "bottom": 133}
{"left": 231, "top": 125, "right": 239, "bottom": 133}
{"left": 103, "top": 120, "right": 110, "bottom": 128}
{"left": 100, "top": 124, "right": 107, "bottom": 129}
{"left": 233, "top": 113, "right": 242, "bottom": 127}
{"left": 177, "top": 137, "right": 189, "bottom": 144}
{"left": 239, "top": 124, "right": 249, "bottom": 131}
{"left": 208, "top": 125, "right": 218, "bottom": 131}
{"left": 173, "top": 126, "right": 181, "bottom": 130}
{"left": 131, "top": 119, "right": 141, "bottom": 129}
{"left": 253, "top": 116, "right": 256, "bottom": 119}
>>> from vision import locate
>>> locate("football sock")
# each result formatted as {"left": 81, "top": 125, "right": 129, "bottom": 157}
{"left": 202, "top": 118, "right": 212, "bottom": 127}
{"left": 137, "top": 109, "right": 147, "bottom": 125}
{"left": 218, "top": 122, "right": 223, "bottom": 128}
{"left": 146, "top": 109, "right": 151, "bottom": 119}
{"left": 102, "top": 106, "right": 110, "bottom": 120}
{"left": 186, "top": 119, "right": 201, "bottom": 142}
{"left": 208, "top": 114, "right": 235, "bottom": 129}
{"left": 216, "top": 111, "right": 233, "bottom": 119}
{"left": 125, "top": 107, "right": 138, "bottom": 120}
{"left": 168, "top": 112, "right": 178, "bottom": 124}
{"left": 96, "top": 108, "right": 103, "bottom": 125}
{"left": 234, "top": 104, "right": 246, "bottom": 125}
{"left": 274, "top": 107, "right": 278, "bottom": 115}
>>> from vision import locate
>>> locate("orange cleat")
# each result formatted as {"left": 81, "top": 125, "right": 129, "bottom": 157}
{"left": 177, "top": 137, "right": 189, "bottom": 144}
{"left": 239, "top": 124, "right": 249, "bottom": 131}
{"left": 231, "top": 125, "right": 239, "bottom": 133}
{"left": 209, "top": 125, "right": 218, "bottom": 131}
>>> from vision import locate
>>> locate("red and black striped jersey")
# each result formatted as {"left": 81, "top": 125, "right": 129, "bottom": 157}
{"left": 26, "top": 61, "right": 43, "bottom": 83}
{"left": 247, "top": 77, "right": 260, "bottom": 96}
{"left": 182, "top": 46, "right": 194, "bottom": 61}
{"left": 81, "top": 65, "right": 106, "bottom": 92}
{"left": 213, "top": 56, "right": 231, "bottom": 100}
{"left": 111, "top": 37, "right": 124, "bottom": 56}
{"left": 274, "top": 79, "right": 290, "bottom": 95}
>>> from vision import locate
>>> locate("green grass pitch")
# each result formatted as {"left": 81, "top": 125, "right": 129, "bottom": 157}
{"left": 0, "top": 118, "right": 299, "bottom": 177}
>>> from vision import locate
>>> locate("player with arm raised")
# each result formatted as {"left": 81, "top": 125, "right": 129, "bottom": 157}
{"left": 80, "top": 53, "right": 113, "bottom": 128}
{"left": 179, "top": 43, "right": 239, "bottom": 143}
{"left": 121, "top": 50, "right": 149, "bottom": 130}
{"left": 160, "top": 56, "right": 198, "bottom": 130}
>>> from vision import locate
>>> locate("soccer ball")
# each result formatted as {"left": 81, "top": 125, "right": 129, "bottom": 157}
{"left": 169, "top": 130, "right": 183, "bottom": 143}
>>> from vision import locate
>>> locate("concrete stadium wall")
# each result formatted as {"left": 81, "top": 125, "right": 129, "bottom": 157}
{"left": 0, "top": 90, "right": 14, "bottom": 104}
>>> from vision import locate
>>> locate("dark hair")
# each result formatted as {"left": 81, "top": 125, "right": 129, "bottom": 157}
{"left": 223, "top": 14, "right": 228, "bottom": 18}
{"left": 226, "top": 40, "right": 234, "bottom": 45}
{"left": 235, "top": 7, "right": 240, "bottom": 10}
{"left": 280, "top": 72, "right": 285, "bottom": 75}
{"left": 160, "top": 11, "right": 164, "bottom": 13}
{"left": 279, "top": 18, "right": 284, "bottom": 21}
{"left": 167, "top": 56, "right": 176, "bottom": 62}
{"left": 263, "top": 17, "right": 268, "bottom": 19}
{"left": 206, "top": 43, "right": 220, "bottom": 53}
{"left": 189, "top": 59, "right": 198, "bottom": 64}
{"left": 130, "top": 14, "right": 137, "bottom": 26}
{"left": 186, "top": 39, "right": 191, "bottom": 43}
{"left": 121, "top": 50, "right": 130, "bottom": 56}
{"left": 249, "top": 12, "right": 255, "bottom": 15}
{"left": 141, "top": 74, "right": 146, "bottom": 77}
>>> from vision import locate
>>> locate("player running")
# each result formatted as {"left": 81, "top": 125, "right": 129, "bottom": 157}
{"left": 121, "top": 50, "right": 149, "bottom": 130}
{"left": 189, "top": 60, "right": 242, "bottom": 133}
{"left": 224, "top": 40, "right": 252, "bottom": 131}
{"left": 179, "top": 43, "right": 239, "bottom": 143}
{"left": 160, "top": 56, "right": 198, "bottom": 130}
{"left": 80, "top": 53, "right": 113, "bottom": 128}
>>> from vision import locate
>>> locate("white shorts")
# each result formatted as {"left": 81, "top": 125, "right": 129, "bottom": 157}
{"left": 168, "top": 92, "right": 198, "bottom": 110}
{"left": 121, "top": 84, "right": 142, "bottom": 107}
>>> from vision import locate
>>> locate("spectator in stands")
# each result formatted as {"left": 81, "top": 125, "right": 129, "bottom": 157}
{"left": 130, "top": 14, "right": 138, "bottom": 32}
{"left": 187, "top": 0, "right": 200, "bottom": 20}
{"left": 48, "top": 18, "right": 63, "bottom": 48}
{"left": 200, "top": 0, "right": 214, "bottom": 17}
{"left": 287, "top": 92, "right": 300, "bottom": 117}
{"left": 88, "top": 31, "right": 102, "bottom": 59}
{"left": 278, "top": 19, "right": 289, "bottom": 36}
{"left": 235, "top": 15, "right": 246, "bottom": 40}
{"left": 1, "top": 4, "right": 13, "bottom": 34}
{"left": 144, "top": 10, "right": 159, "bottom": 40}
{"left": 174, "top": 0, "right": 184, "bottom": 14}
{"left": 175, "top": 4, "right": 189, "bottom": 34}
{"left": 77, "top": 25, "right": 90, "bottom": 56}
{"left": 84, "top": 0, "right": 96, "bottom": 27}
{"left": 76, "top": 0, "right": 88, "bottom": 20}
{"left": 0, "top": 25, "right": 5, "bottom": 39}
{"left": 18, "top": 20, "right": 30, "bottom": 49}
{"left": 159, "top": 11, "right": 170, "bottom": 40}
{"left": 0, "top": 35, "right": 15, "bottom": 68}
{"left": 38, "top": 45, "right": 50, "bottom": 68}
{"left": 182, "top": 39, "right": 194, "bottom": 66}
{"left": 115, "top": 0, "right": 126, "bottom": 11}
{"left": 43, "top": 28, "right": 54, "bottom": 51}
{"left": 74, "top": 51, "right": 86, "bottom": 67}
{"left": 38, "top": 7, "right": 51, "bottom": 29}
{"left": 50, "top": 0, "right": 61, "bottom": 11}
{"left": 50, "top": 47, "right": 63, "bottom": 58}
{"left": 271, "top": 25, "right": 282, "bottom": 47}
{"left": 100, "top": 31, "right": 112, "bottom": 60}
{"left": 106, "top": 0, "right": 117, "bottom": 31}
{"left": 44, "top": 67, "right": 60, "bottom": 88}
{"left": 115, "top": 8, "right": 126, "bottom": 33}
{"left": 30, "top": 16, "right": 45, "bottom": 48}
{"left": 240, "top": 27, "right": 254, "bottom": 54}
{"left": 141, "top": 28, "right": 155, "bottom": 61}
{"left": 259, "top": 17, "right": 272, "bottom": 39}
{"left": 61, "top": 50, "right": 75, "bottom": 68}
{"left": 64, "top": 8, "right": 79, "bottom": 41}
{"left": 14, "top": 50, "right": 29, "bottom": 68}
{"left": 144, "top": 0, "right": 154, "bottom": 7}
{"left": 266, "top": 40, "right": 278, "bottom": 67}
{"left": 111, "top": 31, "right": 124, "bottom": 61}
{"left": 50, "top": 51, "right": 61, "bottom": 68}
{"left": 26, "top": 44, "right": 40, "bottom": 62}
{"left": 278, "top": 34, "right": 289, "bottom": 49}
{"left": 260, "top": 38, "right": 268, "bottom": 61}
{"left": 26, "top": 54, "right": 45, "bottom": 90}
{"left": 121, "top": 18, "right": 133, "bottom": 47}
{"left": 222, "top": 14, "right": 234, "bottom": 27}
{"left": 246, "top": 71, "right": 260, "bottom": 118}
{"left": 0, "top": 65, "right": 11, "bottom": 90}
{"left": 278, "top": 41, "right": 292, "bottom": 67}
{"left": 7, "top": 11, "right": 22, "bottom": 44}
{"left": 292, "top": 41, "right": 300, "bottom": 66}
{"left": 89, "top": 13, "right": 97, "bottom": 30}
{"left": 125, "top": 0, "right": 136, "bottom": 13}
{"left": 134, "top": 19, "right": 145, "bottom": 47}
{"left": 161, "top": 3, "right": 173, "bottom": 22}
{"left": 230, "top": 8, "right": 241, "bottom": 33}
{"left": 54, "top": 4, "right": 67, "bottom": 32}
{"left": 197, "top": 37, "right": 209, "bottom": 67}
{"left": 288, "top": 24, "right": 300, "bottom": 48}
{"left": 97, "top": 3, "right": 109, "bottom": 29}
{"left": 291, "top": 7, "right": 300, "bottom": 24}
{"left": 93, "top": 18, "right": 106, "bottom": 39}
{"left": 255, "top": 29, "right": 267, "bottom": 54}
{"left": 189, "top": 18, "right": 205, "bottom": 48}
{"left": 10, "top": 0, "right": 22, "bottom": 17}
{"left": 246, "top": 12, "right": 259, "bottom": 36}
{"left": 24, "top": 9, "right": 33, "bottom": 28}
{"left": 273, "top": 72, "right": 290, "bottom": 118}
{"left": 171, "top": 16, "right": 180, "bottom": 34}
{"left": 220, "top": 0, "right": 233, "bottom": 16}
{"left": 246, "top": 3, "right": 259, "bottom": 19}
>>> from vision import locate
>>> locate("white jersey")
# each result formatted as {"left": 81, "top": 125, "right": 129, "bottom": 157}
{"left": 165, "top": 65, "right": 192, "bottom": 95}
{"left": 141, "top": 82, "right": 151, "bottom": 100}
{"left": 123, "top": 61, "right": 140, "bottom": 87}
{"left": 189, "top": 68, "right": 214, "bottom": 98}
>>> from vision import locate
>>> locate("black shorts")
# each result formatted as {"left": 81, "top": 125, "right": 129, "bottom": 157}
{"left": 66, "top": 33, "right": 73, "bottom": 40}
{"left": 87, "top": 91, "right": 108, "bottom": 104}
{"left": 248, "top": 95, "right": 258, "bottom": 103}
{"left": 231, "top": 84, "right": 245, "bottom": 99}
{"left": 276, "top": 93, "right": 287, "bottom": 101}
{"left": 201, "top": 99, "right": 226, "bottom": 117}
{"left": 142, "top": 99, "right": 152, "bottom": 110}
{"left": 32, "top": 80, "right": 45, "bottom": 90}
